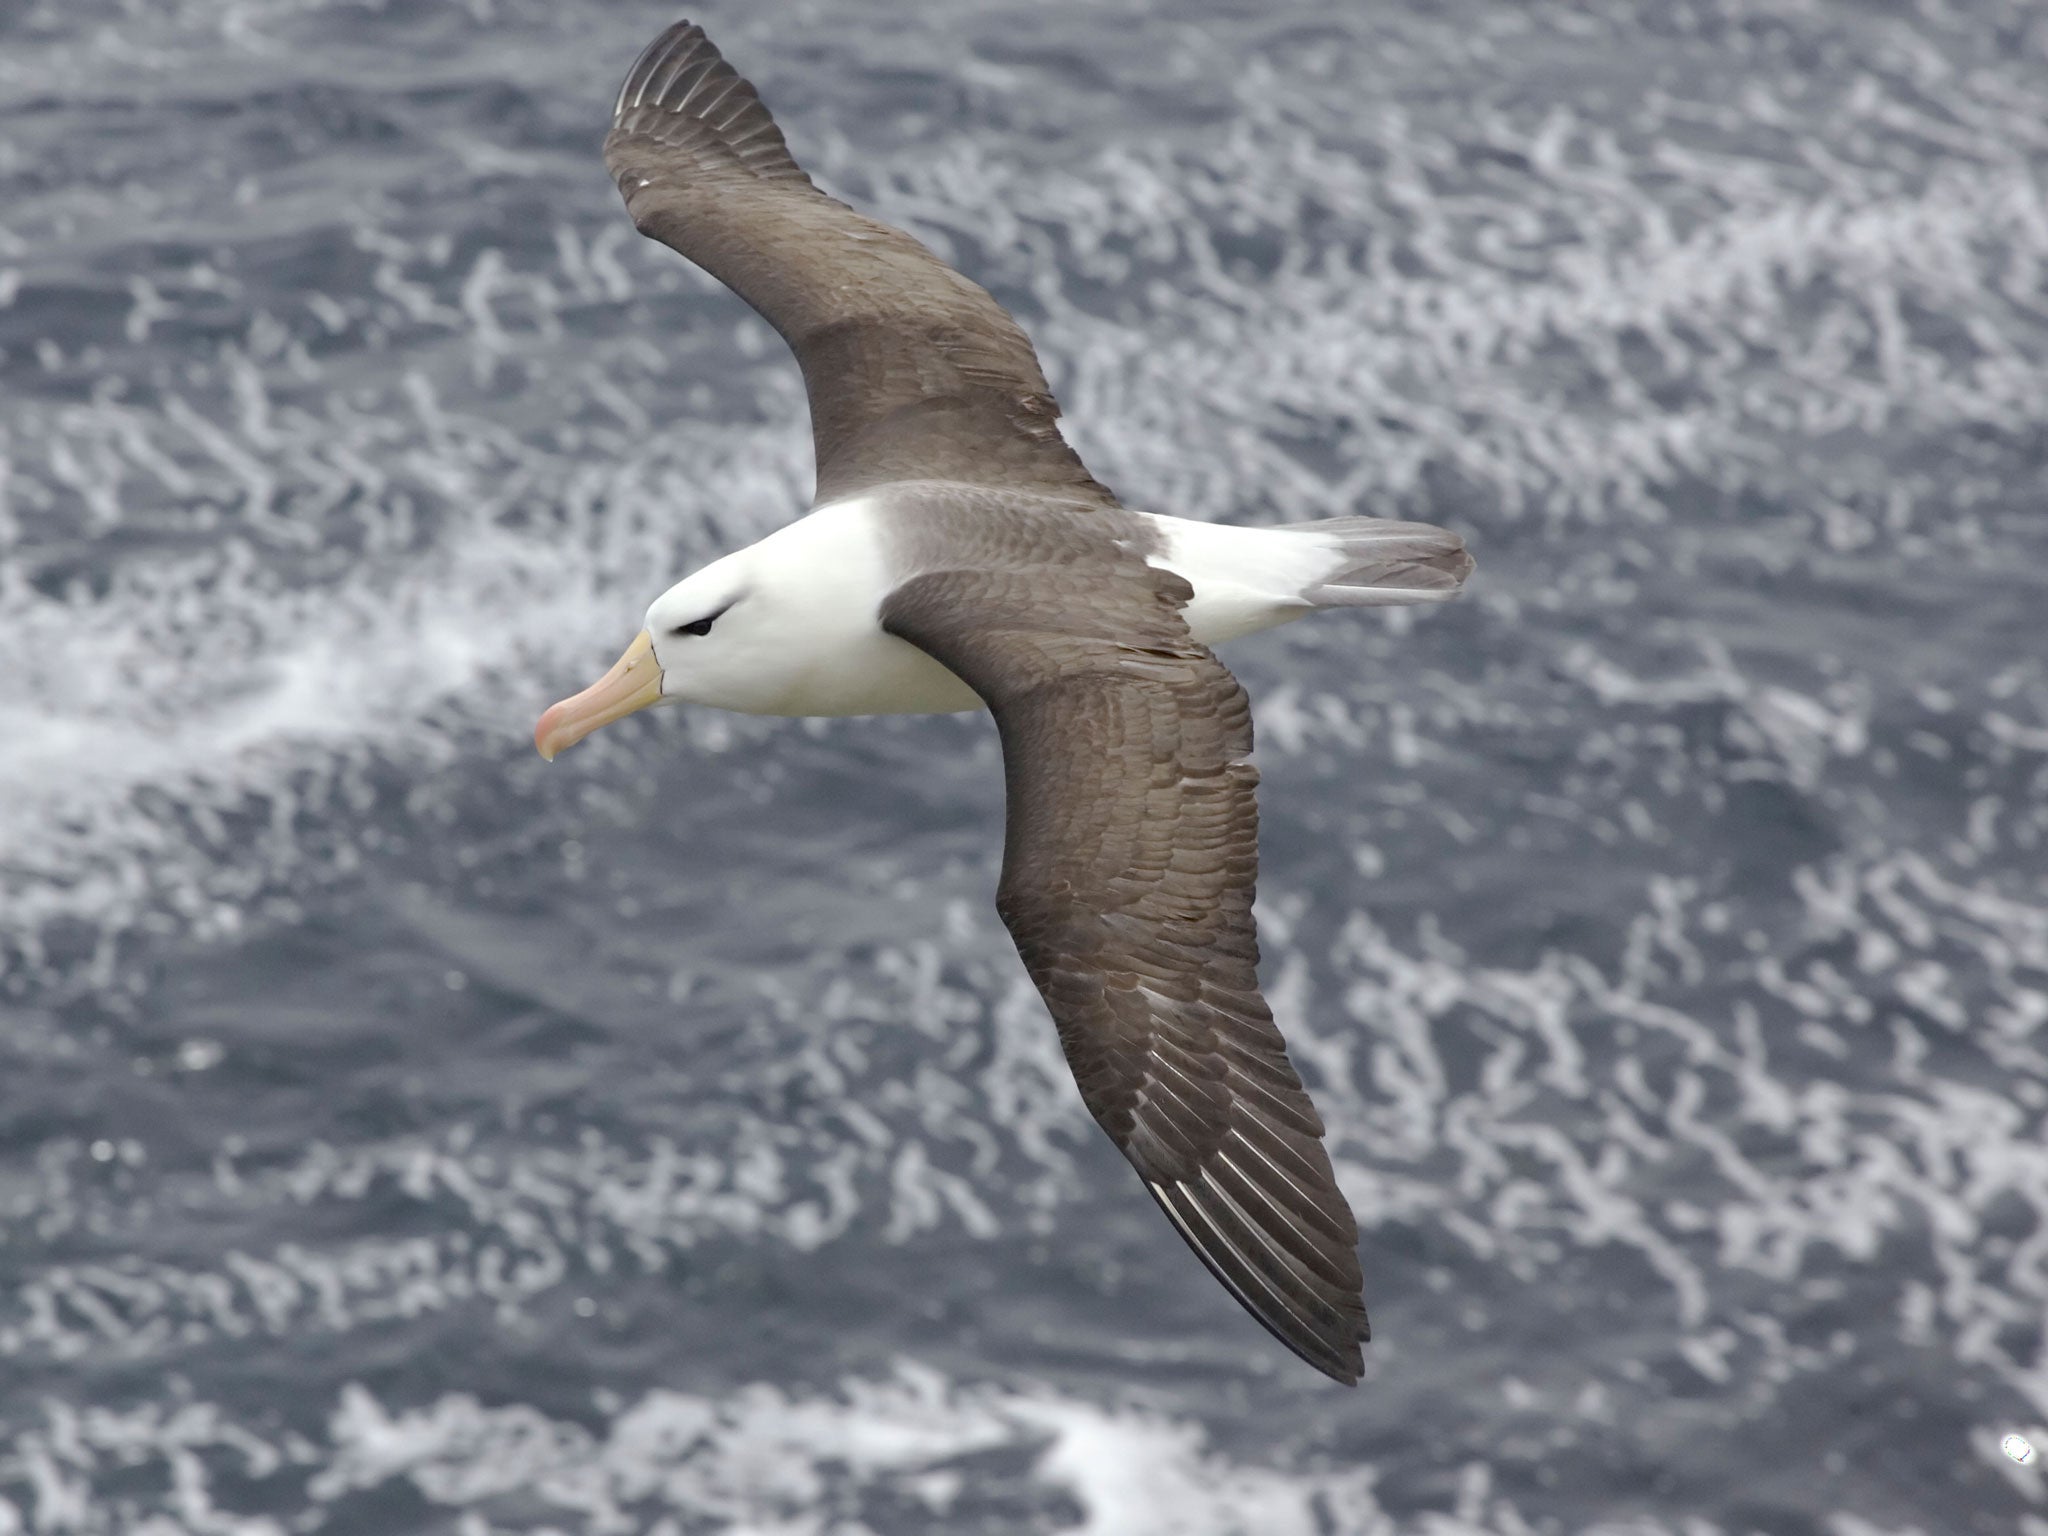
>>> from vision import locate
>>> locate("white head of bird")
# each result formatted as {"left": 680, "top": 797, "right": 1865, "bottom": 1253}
{"left": 532, "top": 504, "right": 983, "bottom": 758}
{"left": 532, "top": 547, "right": 775, "bottom": 758}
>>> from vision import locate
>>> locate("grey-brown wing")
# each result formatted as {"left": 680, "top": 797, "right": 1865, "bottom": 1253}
{"left": 603, "top": 22, "right": 1114, "bottom": 508}
{"left": 883, "top": 562, "right": 1370, "bottom": 1384}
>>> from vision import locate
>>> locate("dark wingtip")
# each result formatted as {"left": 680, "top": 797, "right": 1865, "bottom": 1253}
{"left": 612, "top": 19, "right": 708, "bottom": 120}
{"left": 1146, "top": 1177, "right": 1370, "bottom": 1387}
{"left": 605, "top": 18, "right": 809, "bottom": 188}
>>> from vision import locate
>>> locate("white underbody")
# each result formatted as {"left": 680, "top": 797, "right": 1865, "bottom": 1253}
{"left": 642, "top": 497, "right": 1369, "bottom": 719}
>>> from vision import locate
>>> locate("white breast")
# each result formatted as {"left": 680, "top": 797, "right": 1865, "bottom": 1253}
{"left": 744, "top": 498, "right": 983, "bottom": 717}
{"left": 723, "top": 501, "right": 1336, "bottom": 719}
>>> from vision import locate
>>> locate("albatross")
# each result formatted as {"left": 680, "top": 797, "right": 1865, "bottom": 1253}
{"left": 536, "top": 19, "right": 1473, "bottom": 1385}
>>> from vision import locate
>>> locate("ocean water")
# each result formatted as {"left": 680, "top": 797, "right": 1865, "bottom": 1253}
{"left": 3, "top": 0, "right": 2046, "bottom": 1530}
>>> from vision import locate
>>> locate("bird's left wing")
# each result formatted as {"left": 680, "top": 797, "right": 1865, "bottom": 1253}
{"left": 603, "top": 21, "right": 1114, "bottom": 508}
{"left": 882, "top": 560, "right": 1371, "bottom": 1384}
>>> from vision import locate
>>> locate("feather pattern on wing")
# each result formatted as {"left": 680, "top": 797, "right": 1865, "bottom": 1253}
{"left": 603, "top": 21, "right": 1114, "bottom": 507}
{"left": 882, "top": 545, "right": 1371, "bottom": 1384}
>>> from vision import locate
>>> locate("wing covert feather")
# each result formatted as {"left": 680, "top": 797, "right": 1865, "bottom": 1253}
{"left": 883, "top": 560, "right": 1370, "bottom": 1384}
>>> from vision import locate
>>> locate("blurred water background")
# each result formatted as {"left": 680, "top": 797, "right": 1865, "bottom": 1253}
{"left": 3, "top": 0, "right": 2047, "bottom": 1530}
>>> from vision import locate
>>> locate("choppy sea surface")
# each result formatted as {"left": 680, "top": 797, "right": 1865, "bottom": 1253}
{"left": 4, "top": 0, "right": 2047, "bottom": 1530}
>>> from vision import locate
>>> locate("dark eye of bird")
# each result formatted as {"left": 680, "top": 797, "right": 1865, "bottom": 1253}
{"left": 673, "top": 616, "right": 715, "bottom": 638}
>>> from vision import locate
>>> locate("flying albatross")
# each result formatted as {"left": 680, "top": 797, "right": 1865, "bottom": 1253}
{"left": 536, "top": 19, "right": 1473, "bottom": 1385}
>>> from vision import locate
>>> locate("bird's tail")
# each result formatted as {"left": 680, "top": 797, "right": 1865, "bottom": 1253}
{"left": 1280, "top": 516, "right": 1474, "bottom": 607}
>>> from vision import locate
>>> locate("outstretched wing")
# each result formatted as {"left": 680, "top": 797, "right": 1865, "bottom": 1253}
{"left": 883, "top": 559, "right": 1370, "bottom": 1384}
{"left": 603, "top": 21, "right": 1114, "bottom": 508}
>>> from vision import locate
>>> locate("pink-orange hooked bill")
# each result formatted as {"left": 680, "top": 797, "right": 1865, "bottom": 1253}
{"left": 534, "top": 630, "right": 663, "bottom": 760}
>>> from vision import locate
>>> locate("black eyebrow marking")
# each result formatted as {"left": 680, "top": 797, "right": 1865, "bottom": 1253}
{"left": 670, "top": 598, "right": 736, "bottom": 637}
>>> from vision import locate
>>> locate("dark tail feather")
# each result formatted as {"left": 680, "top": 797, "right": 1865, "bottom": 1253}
{"left": 1283, "top": 516, "right": 1474, "bottom": 607}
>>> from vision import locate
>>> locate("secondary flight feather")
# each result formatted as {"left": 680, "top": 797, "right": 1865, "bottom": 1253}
{"left": 535, "top": 19, "right": 1474, "bottom": 1385}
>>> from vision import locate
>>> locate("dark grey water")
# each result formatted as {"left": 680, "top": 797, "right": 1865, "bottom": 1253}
{"left": 4, "top": 0, "right": 2046, "bottom": 1530}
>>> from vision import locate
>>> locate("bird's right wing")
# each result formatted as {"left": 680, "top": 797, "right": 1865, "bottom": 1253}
{"left": 603, "top": 21, "right": 1115, "bottom": 509}
{"left": 883, "top": 560, "right": 1370, "bottom": 1384}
